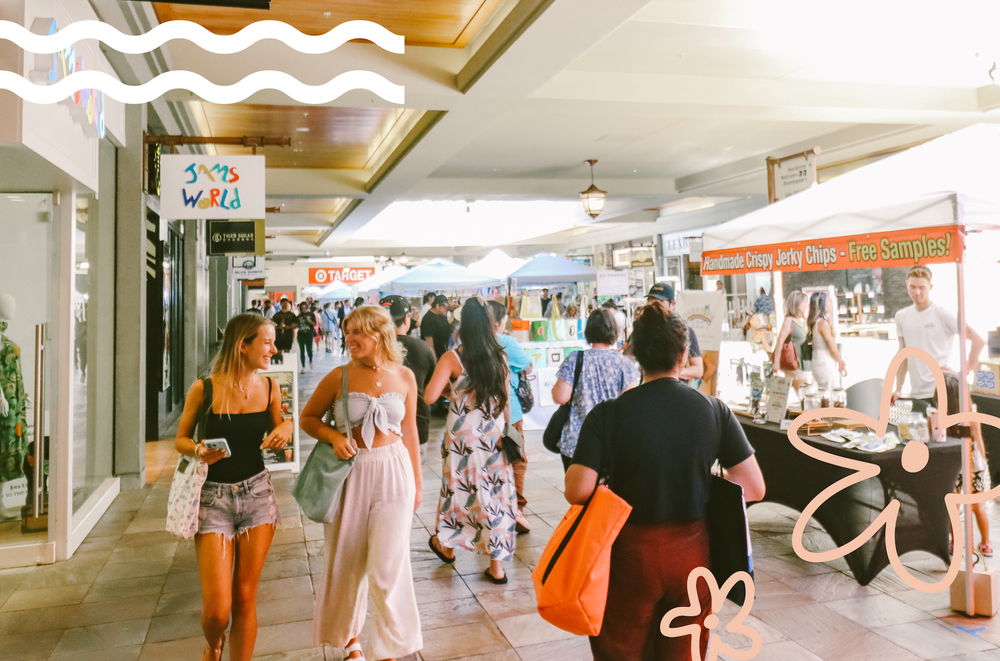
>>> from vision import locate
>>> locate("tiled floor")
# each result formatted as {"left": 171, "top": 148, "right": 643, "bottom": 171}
{"left": 2, "top": 347, "right": 1000, "bottom": 660}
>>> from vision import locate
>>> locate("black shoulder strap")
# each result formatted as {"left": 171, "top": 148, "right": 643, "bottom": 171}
{"left": 267, "top": 376, "right": 273, "bottom": 402}
{"left": 570, "top": 350, "right": 585, "bottom": 396}
{"left": 195, "top": 377, "right": 213, "bottom": 442}
{"left": 600, "top": 397, "right": 616, "bottom": 488}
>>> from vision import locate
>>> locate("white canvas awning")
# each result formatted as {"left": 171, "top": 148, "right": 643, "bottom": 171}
{"left": 703, "top": 124, "right": 1000, "bottom": 254}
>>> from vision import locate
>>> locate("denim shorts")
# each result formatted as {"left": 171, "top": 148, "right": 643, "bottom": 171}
{"left": 198, "top": 470, "right": 281, "bottom": 540}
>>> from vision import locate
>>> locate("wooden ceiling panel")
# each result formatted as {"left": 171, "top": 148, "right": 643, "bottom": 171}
{"left": 198, "top": 103, "right": 409, "bottom": 169}
{"left": 266, "top": 198, "right": 350, "bottom": 214}
{"left": 153, "top": 0, "right": 503, "bottom": 48}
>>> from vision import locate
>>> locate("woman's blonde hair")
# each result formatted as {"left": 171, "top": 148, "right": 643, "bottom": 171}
{"left": 344, "top": 305, "right": 404, "bottom": 366}
{"left": 784, "top": 290, "right": 808, "bottom": 318}
{"left": 210, "top": 313, "right": 274, "bottom": 410}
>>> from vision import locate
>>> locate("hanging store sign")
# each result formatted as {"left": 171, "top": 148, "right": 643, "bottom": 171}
{"left": 309, "top": 267, "right": 375, "bottom": 285}
{"left": 207, "top": 219, "right": 265, "bottom": 256}
{"left": 700, "top": 225, "right": 964, "bottom": 276}
{"left": 28, "top": 18, "right": 106, "bottom": 139}
{"left": 630, "top": 247, "right": 655, "bottom": 268}
{"left": 767, "top": 148, "right": 819, "bottom": 203}
{"left": 231, "top": 255, "right": 265, "bottom": 279}
{"left": 159, "top": 155, "right": 265, "bottom": 220}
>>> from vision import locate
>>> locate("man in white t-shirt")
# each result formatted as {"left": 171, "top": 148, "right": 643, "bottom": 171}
{"left": 892, "top": 265, "right": 985, "bottom": 402}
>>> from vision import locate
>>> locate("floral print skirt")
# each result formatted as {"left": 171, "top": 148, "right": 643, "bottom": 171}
{"left": 435, "top": 408, "right": 517, "bottom": 561}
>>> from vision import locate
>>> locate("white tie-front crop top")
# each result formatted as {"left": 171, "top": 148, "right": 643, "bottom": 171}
{"left": 330, "top": 392, "right": 405, "bottom": 449}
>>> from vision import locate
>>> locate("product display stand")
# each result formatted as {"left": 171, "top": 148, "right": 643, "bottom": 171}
{"left": 516, "top": 316, "right": 588, "bottom": 431}
{"left": 259, "top": 360, "right": 300, "bottom": 473}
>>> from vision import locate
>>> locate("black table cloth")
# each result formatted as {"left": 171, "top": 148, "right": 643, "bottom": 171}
{"left": 740, "top": 418, "right": 962, "bottom": 585}
{"left": 972, "top": 393, "right": 1000, "bottom": 489}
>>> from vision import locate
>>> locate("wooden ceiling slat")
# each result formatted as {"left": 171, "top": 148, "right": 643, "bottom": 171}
{"left": 200, "top": 103, "right": 405, "bottom": 169}
{"left": 153, "top": 0, "right": 503, "bottom": 48}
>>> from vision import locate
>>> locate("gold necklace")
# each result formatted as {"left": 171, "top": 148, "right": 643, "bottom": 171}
{"left": 360, "top": 361, "right": 383, "bottom": 387}
{"left": 236, "top": 375, "right": 254, "bottom": 400}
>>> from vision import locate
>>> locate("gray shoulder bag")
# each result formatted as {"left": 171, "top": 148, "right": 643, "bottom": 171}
{"left": 293, "top": 364, "right": 356, "bottom": 523}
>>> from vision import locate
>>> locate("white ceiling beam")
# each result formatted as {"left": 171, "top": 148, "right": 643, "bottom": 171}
{"left": 533, "top": 71, "right": 983, "bottom": 119}
{"left": 408, "top": 177, "right": 676, "bottom": 196}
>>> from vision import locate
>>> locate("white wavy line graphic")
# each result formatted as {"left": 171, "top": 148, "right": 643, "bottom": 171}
{"left": 0, "top": 69, "right": 405, "bottom": 105}
{"left": 0, "top": 19, "right": 404, "bottom": 55}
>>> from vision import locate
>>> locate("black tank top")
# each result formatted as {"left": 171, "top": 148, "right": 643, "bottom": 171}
{"left": 205, "top": 378, "right": 272, "bottom": 483}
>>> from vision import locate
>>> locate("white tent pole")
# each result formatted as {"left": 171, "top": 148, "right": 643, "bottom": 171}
{"left": 773, "top": 271, "right": 784, "bottom": 341}
{"left": 957, "top": 256, "right": 975, "bottom": 616}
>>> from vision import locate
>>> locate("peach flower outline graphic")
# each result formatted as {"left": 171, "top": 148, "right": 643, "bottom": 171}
{"left": 660, "top": 567, "right": 762, "bottom": 661}
{"left": 787, "top": 346, "right": 1000, "bottom": 593}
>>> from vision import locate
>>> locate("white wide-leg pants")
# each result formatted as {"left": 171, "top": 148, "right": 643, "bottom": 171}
{"left": 313, "top": 441, "right": 422, "bottom": 659}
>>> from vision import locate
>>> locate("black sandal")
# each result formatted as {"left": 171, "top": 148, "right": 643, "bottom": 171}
{"left": 484, "top": 568, "right": 508, "bottom": 585}
{"left": 428, "top": 535, "right": 455, "bottom": 564}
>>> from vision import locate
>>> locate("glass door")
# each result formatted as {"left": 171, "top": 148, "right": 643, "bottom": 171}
{"left": 0, "top": 193, "right": 55, "bottom": 566}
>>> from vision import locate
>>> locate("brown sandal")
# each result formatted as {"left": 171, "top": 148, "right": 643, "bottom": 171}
{"left": 428, "top": 535, "right": 455, "bottom": 564}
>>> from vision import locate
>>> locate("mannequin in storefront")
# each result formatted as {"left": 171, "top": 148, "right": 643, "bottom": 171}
{"left": 0, "top": 293, "right": 28, "bottom": 483}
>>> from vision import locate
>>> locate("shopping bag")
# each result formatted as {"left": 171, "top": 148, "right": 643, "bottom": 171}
{"left": 543, "top": 351, "right": 582, "bottom": 453}
{"left": 166, "top": 455, "right": 208, "bottom": 539}
{"left": 707, "top": 475, "right": 753, "bottom": 604}
{"left": 165, "top": 377, "right": 213, "bottom": 539}
{"left": 531, "top": 320, "right": 552, "bottom": 342}
{"left": 294, "top": 364, "right": 356, "bottom": 523}
{"left": 521, "top": 295, "right": 542, "bottom": 319}
{"left": 533, "top": 485, "right": 632, "bottom": 635}
{"left": 534, "top": 399, "right": 632, "bottom": 636}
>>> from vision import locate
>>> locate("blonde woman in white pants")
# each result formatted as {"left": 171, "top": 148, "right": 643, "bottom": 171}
{"left": 300, "top": 306, "right": 423, "bottom": 661}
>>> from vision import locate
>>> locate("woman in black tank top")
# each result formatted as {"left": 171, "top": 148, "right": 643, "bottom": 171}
{"left": 174, "top": 314, "right": 293, "bottom": 661}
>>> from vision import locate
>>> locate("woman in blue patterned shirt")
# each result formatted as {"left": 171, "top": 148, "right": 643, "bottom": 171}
{"left": 552, "top": 308, "right": 641, "bottom": 471}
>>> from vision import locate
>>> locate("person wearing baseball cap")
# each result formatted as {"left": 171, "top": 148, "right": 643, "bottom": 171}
{"left": 381, "top": 295, "right": 436, "bottom": 445}
{"left": 645, "top": 283, "right": 704, "bottom": 383}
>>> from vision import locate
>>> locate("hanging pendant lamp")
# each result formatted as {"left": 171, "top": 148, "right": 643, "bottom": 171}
{"left": 580, "top": 159, "right": 607, "bottom": 219}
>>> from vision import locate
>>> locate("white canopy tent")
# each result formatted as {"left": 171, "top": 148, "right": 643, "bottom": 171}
{"left": 702, "top": 123, "right": 1000, "bottom": 616}
{"left": 507, "top": 252, "right": 597, "bottom": 285}
{"left": 468, "top": 249, "right": 525, "bottom": 279}
{"left": 355, "top": 265, "right": 410, "bottom": 293}
{"left": 702, "top": 123, "right": 1000, "bottom": 253}
{"left": 384, "top": 258, "right": 501, "bottom": 292}
{"left": 315, "top": 282, "right": 354, "bottom": 301}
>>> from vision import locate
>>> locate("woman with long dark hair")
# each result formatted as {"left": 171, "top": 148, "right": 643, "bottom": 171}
{"left": 173, "top": 314, "right": 293, "bottom": 661}
{"left": 424, "top": 298, "right": 517, "bottom": 583}
{"left": 806, "top": 291, "right": 847, "bottom": 391}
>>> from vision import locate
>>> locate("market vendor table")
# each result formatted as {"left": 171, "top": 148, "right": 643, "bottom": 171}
{"left": 740, "top": 418, "right": 962, "bottom": 586}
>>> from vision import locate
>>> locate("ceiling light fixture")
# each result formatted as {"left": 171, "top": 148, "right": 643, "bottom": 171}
{"left": 386, "top": 258, "right": 395, "bottom": 267}
{"left": 398, "top": 253, "right": 409, "bottom": 265}
{"left": 580, "top": 159, "right": 606, "bottom": 219}
{"left": 296, "top": 127, "right": 309, "bottom": 132}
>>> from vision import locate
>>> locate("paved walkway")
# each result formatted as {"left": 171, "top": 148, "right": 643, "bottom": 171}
{"left": 2, "top": 348, "right": 1000, "bottom": 660}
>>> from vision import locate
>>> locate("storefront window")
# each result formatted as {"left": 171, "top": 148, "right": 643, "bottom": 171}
{"left": 0, "top": 194, "right": 54, "bottom": 547}
{"left": 72, "top": 186, "right": 114, "bottom": 514}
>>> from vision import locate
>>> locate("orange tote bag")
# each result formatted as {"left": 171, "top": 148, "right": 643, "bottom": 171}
{"left": 532, "top": 484, "right": 632, "bottom": 636}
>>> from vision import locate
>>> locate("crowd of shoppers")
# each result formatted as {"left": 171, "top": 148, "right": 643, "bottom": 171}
{"left": 176, "top": 285, "right": 772, "bottom": 661}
